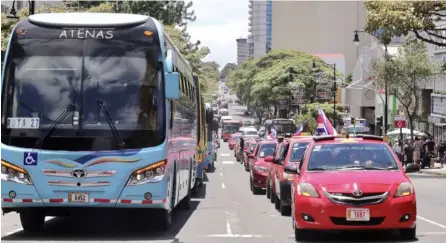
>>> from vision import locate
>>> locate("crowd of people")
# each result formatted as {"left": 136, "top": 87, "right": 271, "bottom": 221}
{"left": 391, "top": 137, "right": 444, "bottom": 168}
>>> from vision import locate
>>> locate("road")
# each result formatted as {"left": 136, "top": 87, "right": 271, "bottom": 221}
{"left": 2, "top": 104, "right": 446, "bottom": 243}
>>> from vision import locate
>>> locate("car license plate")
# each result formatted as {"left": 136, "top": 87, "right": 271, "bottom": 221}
{"left": 68, "top": 192, "right": 89, "bottom": 203}
{"left": 346, "top": 208, "right": 370, "bottom": 221}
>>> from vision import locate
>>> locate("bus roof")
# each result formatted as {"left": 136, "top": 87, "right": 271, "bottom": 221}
{"left": 28, "top": 13, "right": 149, "bottom": 28}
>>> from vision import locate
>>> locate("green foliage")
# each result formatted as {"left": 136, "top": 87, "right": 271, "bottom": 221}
{"left": 365, "top": 0, "right": 446, "bottom": 46}
{"left": 226, "top": 49, "right": 341, "bottom": 108}
{"left": 345, "top": 73, "right": 353, "bottom": 84}
{"left": 200, "top": 62, "right": 220, "bottom": 101}
{"left": 64, "top": 1, "right": 196, "bottom": 27}
{"left": 220, "top": 63, "right": 237, "bottom": 80}
{"left": 370, "top": 38, "right": 441, "bottom": 136}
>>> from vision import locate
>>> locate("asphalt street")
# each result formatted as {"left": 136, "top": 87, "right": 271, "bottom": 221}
{"left": 1, "top": 104, "right": 446, "bottom": 243}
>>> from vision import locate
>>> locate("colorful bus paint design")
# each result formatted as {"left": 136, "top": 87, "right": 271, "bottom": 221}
{"left": 1, "top": 13, "right": 201, "bottom": 232}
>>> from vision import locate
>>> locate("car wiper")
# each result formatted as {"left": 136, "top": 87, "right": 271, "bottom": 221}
{"left": 97, "top": 99, "right": 125, "bottom": 149}
{"left": 35, "top": 104, "right": 76, "bottom": 148}
{"left": 336, "top": 165, "right": 389, "bottom": 171}
{"left": 308, "top": 167, "right": 326, "bottom": 171}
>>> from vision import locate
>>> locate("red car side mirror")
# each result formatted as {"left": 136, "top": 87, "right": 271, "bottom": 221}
{"left": 248, "top": 154, "right": 255, "bottom": 159}
{"left": 264, "top": 156, "right": 274, "bottom": 163}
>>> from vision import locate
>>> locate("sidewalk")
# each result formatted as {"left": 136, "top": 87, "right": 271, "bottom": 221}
{"left": 418, "top": 162, "right": 446, "bottom": 177}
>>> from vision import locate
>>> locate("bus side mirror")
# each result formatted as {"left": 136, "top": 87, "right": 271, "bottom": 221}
{"left": 165, "top": 72, "right": 180, "bottom": 100}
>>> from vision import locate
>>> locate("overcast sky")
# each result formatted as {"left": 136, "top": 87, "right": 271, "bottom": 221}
{"left": 187, "top": 0, "right": 249, "bottom": 68}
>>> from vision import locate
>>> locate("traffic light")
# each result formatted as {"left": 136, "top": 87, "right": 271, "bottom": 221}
{"left": 376, "top": 116, "right": 383, "bottom": 128}
{"left": 350, "top": 117, "right": 355, "bottom": 126}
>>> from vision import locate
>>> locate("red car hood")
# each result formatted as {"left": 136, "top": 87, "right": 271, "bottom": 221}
{"left": 254, "top": 158, "right": 271, "bottom": 168}
{"left": 302, "top": 171, "right": 406, "bottom": 194}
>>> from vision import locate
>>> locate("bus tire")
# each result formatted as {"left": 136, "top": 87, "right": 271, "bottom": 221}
{"left": 155, "top": 209, "right": 172, "bottom": 230}
{"left": 20, "top": 209, "right": 45, "bottom": 233}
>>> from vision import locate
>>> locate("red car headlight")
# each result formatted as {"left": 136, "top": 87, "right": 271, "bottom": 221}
{"left": 394, "top": 182, "right": 413, "bottom": 197}
{"left": 297, "top": 183, "right": 320, "bottom": 198}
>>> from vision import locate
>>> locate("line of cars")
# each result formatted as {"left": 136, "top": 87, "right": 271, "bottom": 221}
{"left": 224, "top": 133, "right": 421, "bottom": 241}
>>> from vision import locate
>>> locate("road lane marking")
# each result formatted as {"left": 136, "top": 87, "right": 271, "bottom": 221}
{"left": 417, "top": 215, "right": 446, "bottom": 229}
{"left": 220, "top": 153, "right": 230, "bottom": 156}
{"left": 222, "top": 161, "right": 235, "bottom": 164}
{"left": 221, "top": 183, "right": 226, "bottom": 189}
{"left": 2, "top": 216, "right": 55, "bottom": 237}
{"left": 202, "top": 234, "right": 271, "bottom": 238}
{"left": 220, "top": 172, "right": 223, "bottom": 176}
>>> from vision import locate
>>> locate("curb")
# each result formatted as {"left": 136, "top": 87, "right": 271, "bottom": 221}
{"left": 417, "top": 170, "right": 446, "bottom": 177}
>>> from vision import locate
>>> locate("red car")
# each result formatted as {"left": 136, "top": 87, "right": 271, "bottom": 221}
{"left": 228, "top": 133, "right": 242, "bottom": 150}
{"left": 248, "top": 140, "right": 277, "bottom": 194}
{"left": 266, "top": 137, "right": 312, "bottom": 216}
{"left": 222, "top": 120, "right": 243, "bottom": 142}
{"left": 286, "top": 135, "right": 419, "bottom": 241}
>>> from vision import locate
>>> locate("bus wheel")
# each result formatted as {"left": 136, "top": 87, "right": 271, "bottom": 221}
{"left": 155, "top": 209, "right": 172, "bottom": 230}
{"left": 20, "top": 209, "right": 45, "bottom": 233}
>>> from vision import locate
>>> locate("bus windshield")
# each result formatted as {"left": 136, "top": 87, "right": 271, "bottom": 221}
{"left": 1, "top": 39, "right": 165, "bottom": 151}
{"left": 223, "top": 123, "right": 242, "bottom": 133}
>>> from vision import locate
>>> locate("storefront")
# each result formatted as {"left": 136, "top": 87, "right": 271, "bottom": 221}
{"left": 429, "top": 94, "right": 446, "bottom": 143}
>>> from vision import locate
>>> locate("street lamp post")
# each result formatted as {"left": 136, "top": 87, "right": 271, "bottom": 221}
{"left": 353, "top": 29, "right": 389, "bottom": 134}
{"left": 312, "top": 60, "right": 338, "bottom": 128}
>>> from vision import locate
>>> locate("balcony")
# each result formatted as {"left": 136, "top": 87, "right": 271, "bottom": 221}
{"left": 249, "top": 9, "right": 252, "bottom": 15}
{"left": 248, "top": 21, "right": 252, "bottom": 26}
{"left": 249, "top": 27, "right": 252, "bottom": 33}
{"left": 249, "top": 1, "right": 253, "bottom": 9}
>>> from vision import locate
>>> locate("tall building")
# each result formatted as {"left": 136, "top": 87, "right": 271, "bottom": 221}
{"left": 248, "top": 0, "right": 272, "bottom": 58}
{"left": 236, "top": 38, "right": 249, "bottom": 64}
{"left": 271, "top": 1, "right": 371, "bottom": 74}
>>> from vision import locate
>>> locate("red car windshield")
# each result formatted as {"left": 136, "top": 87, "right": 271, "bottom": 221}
{"left": 289, "top": 142, "right": 309, "bottom": 162}
{"left": 307, "top": 143, "right": 399, "bottom": 171}
{"left": 257, "top": 143, "right": 276, "bottom": 158}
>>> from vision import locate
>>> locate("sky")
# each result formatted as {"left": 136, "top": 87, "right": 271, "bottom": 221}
{"left": 187, "top": 0, "right": 249, "bottom": 68}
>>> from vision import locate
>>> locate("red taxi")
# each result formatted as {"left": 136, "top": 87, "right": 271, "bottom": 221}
{"left": 222, "top": 120, "right": 243, "bottom": 142}
{"left": 248, "top": 140, "right": 277, "bottom": 194}
{"left": 266, "top": 137, "right": 312, "bottom": 216}
{"left": 285, "top": 135, "right": 419, "bottom": 241}
{"left": 228, "top": 133, "right": 242, "bottom": 150}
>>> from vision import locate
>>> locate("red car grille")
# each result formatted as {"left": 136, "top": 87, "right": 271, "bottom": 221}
{"left": 323, "top": 191, "right": 389, "bottom": 207}
{"left": 330, "top": 217, "right": 385, "bottom": 226}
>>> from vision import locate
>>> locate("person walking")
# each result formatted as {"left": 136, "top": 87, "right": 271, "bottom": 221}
{"left": 413, "top": 137, "right": 422, "bottom": 164}
{"left": 438, "top": 140, "right": 445, "bottom": 168}
{"left": 403, "top": 140, "right": 413, "bottom": 167}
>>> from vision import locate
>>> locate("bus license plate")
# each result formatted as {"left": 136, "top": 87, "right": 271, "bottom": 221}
{"left": 68, "top": 192, "right": 89, "bottom": 203}
{"left": 346, "top": 208, "right": 370, "bottom": 221}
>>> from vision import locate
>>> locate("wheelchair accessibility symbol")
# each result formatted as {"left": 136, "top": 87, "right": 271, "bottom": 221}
{"left": 23, "top": 152, "right": 38, "bottom": 166}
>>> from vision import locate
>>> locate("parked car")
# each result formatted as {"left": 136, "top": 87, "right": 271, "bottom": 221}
{"left": 248, "top": 140, "right": 277, "bottom": 194}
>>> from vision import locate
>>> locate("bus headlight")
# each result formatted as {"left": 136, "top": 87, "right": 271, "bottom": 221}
{"left": 1, "top": 160, "right": 33, "bottom": 185}
{"left": 127, "top": 160, "right": 167, "bottom": 186}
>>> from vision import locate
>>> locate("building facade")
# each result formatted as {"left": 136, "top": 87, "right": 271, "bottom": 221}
{"left": 271, "top": 1, "right": 370, "bottom": 74}
{"left": 248, "top": 0, "right": 272, "bottom": 58}
{"left": 236, "top": 38, "right": 249, "bottom": 64}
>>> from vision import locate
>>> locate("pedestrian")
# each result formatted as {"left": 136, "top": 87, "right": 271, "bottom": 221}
{"left": 439, "top": 140, "right": 445, "bottom": 168}
{"left": 393, "top": 139, "right": 403, "bottom": 161}
{"left": 413, "top": 137, "right": 422, "bottom": 164}
{"left": 403, "top": 140, "right": 413, "bottom": 167}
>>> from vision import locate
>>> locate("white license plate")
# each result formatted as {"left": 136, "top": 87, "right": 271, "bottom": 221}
{"left": 7, "top": 117, "right": 40, "bottom": 129}
{"left": 68, "top": 192, "right": 89, "bottom": 203}
{"left": 346, "top": 208, "right": 370, "bottom": 221}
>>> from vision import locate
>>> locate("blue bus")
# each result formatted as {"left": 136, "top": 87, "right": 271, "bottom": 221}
{"left": 1, "top": 12, "right": 200, "bottom": 231}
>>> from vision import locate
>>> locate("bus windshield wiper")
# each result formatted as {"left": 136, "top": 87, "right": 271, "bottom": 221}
{"left": 35, "top": 104, "right": 76, "bottom": 148}
{"left": 97, "top": 99, "right": 125, "bottom": 149}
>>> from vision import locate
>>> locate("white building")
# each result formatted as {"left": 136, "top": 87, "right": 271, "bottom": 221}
{"left": 236, "top": 38, "right": 249, "bottom": 64}
{"left": 248, "top": 0, "right": 271, "bottom": 58}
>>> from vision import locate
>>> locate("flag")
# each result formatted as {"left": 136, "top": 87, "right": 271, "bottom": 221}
{"left": 294, "top": 122, "right": 303, "bottom": 136}
{"left": 316, "top": 107, "right": 337, "bottom": 136}
{"left": 268, "top": 127, "right": 277, "bottom": 140}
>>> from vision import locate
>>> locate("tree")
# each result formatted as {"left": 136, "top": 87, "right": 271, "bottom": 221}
{"left": 365, "top": 1, "right": 446, "bottom": 46}
{"left": 200, "top": 62, "right": 220, "bottom": 101}
{"left": 370, "top": 38, "right": 442, "bottom": 138}
{"left": 64, "top": 1, "right": 196, "bottom": 27}
{"left": 226, "top": 50, "right": 341, "bottom": 121}
{"left": 220, "top": 63, "right": 237, "bottom": 80}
